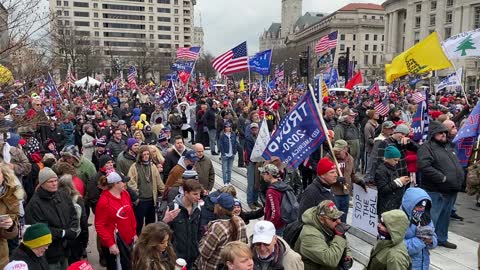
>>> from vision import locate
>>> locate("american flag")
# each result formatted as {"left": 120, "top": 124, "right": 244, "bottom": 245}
{"left": 315, "top": 31, "right": 338, "bottom": 55}
{"left": 176, "top": 46, "right": 201, "bottom": 60}
{"left": 275, "top": 63, "right": 284, "bottom": 82}
{"left": 128, "top": 66, "right": 137, "bottom": 87}
{"left": 412, "top": 91, "right": 426, "bottom": 103}
{"left": 368, "top": 82, "right": 380, "bottom": 96}
{"left": 67, "top": 64, "right": 76, "bottom": 86}
{"left": 374, "top": 95, "right": 390, "bottom": 116}
{"left": 212, "top": 41, "right": 248, "bottom": 75}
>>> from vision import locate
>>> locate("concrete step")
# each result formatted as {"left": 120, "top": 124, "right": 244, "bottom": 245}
{"left": 195, "top": 145, "right": 479, "bottom": 269}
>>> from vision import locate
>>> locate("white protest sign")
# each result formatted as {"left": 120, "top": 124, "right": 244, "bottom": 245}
{"left": 250, "top": 118, "right": 270, "bottom": 162}
{"left": 352, "top": 184, "right": 378, "bottom": 236}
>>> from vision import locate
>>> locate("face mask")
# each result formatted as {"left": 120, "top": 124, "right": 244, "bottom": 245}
{"left": 412, "top": 209, "right": 425, "bottom": 225}
{"left": 377, "top": 227, "right": 391, "bottom": 240}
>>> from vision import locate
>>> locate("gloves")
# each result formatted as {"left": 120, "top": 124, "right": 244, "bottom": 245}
{"left": 337, "top": 176, "right": 346, "bottom": 185}
{"left": 357, "top": 180, "right": 367, "bottom": 191}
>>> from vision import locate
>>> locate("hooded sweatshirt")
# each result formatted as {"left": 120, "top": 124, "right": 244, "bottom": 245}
{"left": 135, "top": 114, "right": 149, "bottom": 130}
{"left": 401, "top": 188, "right": 438, "bottom": 270}
{"left": 265, "top": 180, "right": 291, "bottom": 229}
{"left": 366, "top": 209, "right": 411, "bottom": 270}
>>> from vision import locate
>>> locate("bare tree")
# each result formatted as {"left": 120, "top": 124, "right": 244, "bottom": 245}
{"left": 0, "top": 0, "right": 53, "bottom": 61}
{"left": 195, "top": 52, "right": 216, "bottom": 80}
{"left": 9, "top": 44, "right": 52, "bottom": 84}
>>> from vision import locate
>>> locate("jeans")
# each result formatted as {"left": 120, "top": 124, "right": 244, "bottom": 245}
{"left": 221, "top": 156, "right": 234, "bottom": 184}
{"left": 247, "top": 163, "right": 258, "bottom": 205}
{"left": 427, "top": 192, "right": 457, "bottom": 244}
{"left": 364, "top": 152, "right": 373, "bottom": 183}
{"left": 238, "top": 137, "right": 245, "bottom": 166}
{"left": 134, "top": 199, "right": 155, "bottom": 235}
{"left": 208, "top": 129, "right": 217, "bottom": 153}
{"left": 336, "top": 194, "right": 350, "bottom": 223}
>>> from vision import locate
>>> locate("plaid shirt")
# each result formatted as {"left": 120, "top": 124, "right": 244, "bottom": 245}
{"left": 196, "top": 217, "right": 248, "bottom": 270}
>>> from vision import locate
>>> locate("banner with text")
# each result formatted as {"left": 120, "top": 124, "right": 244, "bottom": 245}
{"left": 250, "top": 118, "right": 271, "bottom": 162}
{"left": 352, "top": 184, "right": 378, "bottom": 236}
{"left": 262, "top": 89, "right": 325, "bottom": 168}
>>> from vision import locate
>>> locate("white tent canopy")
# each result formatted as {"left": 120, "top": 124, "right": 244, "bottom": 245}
{"left": 74, "top": 76, "right": 101, "bottom": 87}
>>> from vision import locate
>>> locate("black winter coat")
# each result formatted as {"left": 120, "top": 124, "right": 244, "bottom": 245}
{"left": 203, "top": 108, "right": 217, "bottom": 130}
{"left": 417, "top": 121, "right": 464, "bottom": 193}
{"left": 11, "top": 244, "right": 49, "bottom": 270}
{"left": 298, "top": 177, "right": 336, "bottom": 216}
{"left": 163, "top": 150, "right": 183, "bottom": 180}
{"left": 375, "top": 162, "right": 403, "bottom": 216}
{"left": 25, "top": 187, "right": 79, "bottom": 264}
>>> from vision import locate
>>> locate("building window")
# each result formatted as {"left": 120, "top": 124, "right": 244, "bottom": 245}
{"left": 158, "top": 0, "right": 170, "bottom": 3}
{"left": 93, "top": 3, "right": 98, "bottom": 8}
{"left": 56, "top": 10, "right": 62, "bottom": 15}
{"left": 175, "top": 44, "right": 179, "bottom": 48}
{"left": 149, "top": 7, "right": 153, "bottom": 12}
{"left": 63, "top": 10, "right": 69, "bottom": 16}
{"left": 446, "top": 0, "right": 453, "bottom": 7}
{"left": 64, "top": 20, "right": 70, "bottom": 26}
{"left": 431, "top": 1, "right": 436, "bottom": 10}
{"left": 430, "top": 14, "right": 436, "bottom": 26}
{"left": 73, "top": 2, "right": 89, "bottom": 7}
{"left": 174, "top": 26, "right": 179, "bottom": 31}
{"left": 95, "top": 31, "right": 99, "bottom": 37}
{"left": 365, "top": 44, "right": 369, "bottom": 51}
{"left": 158, "top": 43, "right": 172, "bottom": 48}
{"left": 174, "top": 0, "right": 178, "bottom": 5}
{"left": 415, "top": 17, "right": 421, "bottom": 28}
{"left": 353, "top": 34, "right": 356, "bottom": 41}
{"left": 364, "top": 55, "right": 368, "bottom": 65}
{"left": 74, "top": 21, "right": 90, "bottom": 26}
{"left": 175, "top": 35, "right": 179, "bottom": 41}
{"left": 64, "top": 1, "right": 69, "bottom": 6}
{"left": 475, "top": 7, "right": 480, "bottom": 29}
{"left": 150, "top": 34, "right": 154, "bottom": 39}
{"left": 340, "top": 34, "right": 345, "bottom": 41}
{"left": 174, "top": 18, "right": 179, "bottom": 23}
{"left": 158, "top": 26, "right": 171, "bottom": 31}
{"left": 74, "top": 11, "right": 89, "bottom": 17}
{"left": 381, "top": 44, "right": 384, "bottom": 51}
{"left": 373, "top": 45, "right": 377, "bottom": 51}
{"left": 445, "top": 27, "right": 452, "bottom": 38}
{"left": 158, "top": 34, "right": 171, "bottom": 40}
{"left": 352, "top": 45, "right": 356, "bottom": 51}
{"left": 380, "top": 16, "right": 384, "bottom": 20}
{"left": 149, "top": 25, "right": 153, "bottom": 30}
{"left": 414, "top": 32, "right": 420, "bottom": 43}
{"left": 174, "top": 9, "right": 179, "bottom": 14}
{"left": 416, "top": 3, "right": 421, "bottom": 13}
{"left": 382, "top": 35, "right": 384, "bottom": 41}
{"left": 340, "top": 44, "right": 345, "bottom": 51}
{"left": 158, "top": 17, "right": 171, "bottom": 22}
{"left": 102, "top": 4, "right": 145, "bottom": 11}
{"left": 157, "top": 8, "right": 171, "bottom": 13}
{"left": 373, "top": 34, "right": 377, "bottom": 41}
{"left": 57, "top": 0, "right": 61, "bottom": 5}
{"left": 365, "top": 34, "right": 369, "bottom": 40}
{"left": 94, "top": 12, "right": 98, "bottom": 18}
{"left": 363, "top": 15, "right": 367, "bottom": 19}
{"left": 446, "top": 11, "right": 453, "bottom": 23}
{"left": 372, "top": 55, "right": 377, "bottom": 65}
{"left": 94, "top": 22, "right": 98, "bottom": 27}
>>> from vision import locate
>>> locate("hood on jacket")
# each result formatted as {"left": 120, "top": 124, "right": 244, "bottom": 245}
{"left": 301, "top": 207, "right": 332, "bottom": 237}
{"left": 174, "top": 193, "right": 199, "bottom": 210}
{"left": 177, "top": 156, "right": 187, "bottom": 170}
{"left": 132, "top": 108, "right": 141, "bottom": 116}
{"left": 427, "top": 121, "right": 448, "bottom": 140}
{"left": 269, "top": 180, "right": 292, "bottom": 192}
{"left": 120, "top": 150, "right": 136, "bottom": 161}
{"left": 381, "top": 209, "right": 409, "bottom": 245}
{"left": 140, "top": 113, "right": 147, "bottom": 121}
{"left": 401, "top": 187, "right": 431, "bottom": 219}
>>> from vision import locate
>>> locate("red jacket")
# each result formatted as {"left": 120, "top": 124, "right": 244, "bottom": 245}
{"left": 95, "top": 189, "right": 137, "bottom": 248}
{"left": 72, "top": 176, "right": 85, "bottom": 198}
{"left": 405, "top": 150, "right": 417, "bottom": 173}
{"left": 265, "top": 183, "right": 286, "bottom": 230}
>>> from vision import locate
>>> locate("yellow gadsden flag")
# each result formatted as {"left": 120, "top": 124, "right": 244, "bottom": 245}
{"left": 385, "top": 32, "right": 452, "bottom": 83}
{"left": 321, "top": 80, "right": 329, "bottom": 98}
{"left": 239, "top": 79, "right": 245, "bottom": 91}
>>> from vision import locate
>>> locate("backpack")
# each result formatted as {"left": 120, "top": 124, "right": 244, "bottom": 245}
{"left": 280, "top": 187, "right": 300, "bottom": 224}
{"left": 282, "top": 219, "right": 303, "bottom": 248}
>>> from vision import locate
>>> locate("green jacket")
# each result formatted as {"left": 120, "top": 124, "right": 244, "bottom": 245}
{"left": 75, "top": 157, "right": 97, "bottom": 188}
{"left": 294, "top": 207, "right": 351, "bottom": 270}
{"left": 366, "top": 209, "right": 412, "bottom": 270}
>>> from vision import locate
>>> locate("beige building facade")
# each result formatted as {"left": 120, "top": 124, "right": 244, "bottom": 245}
{"left": 50, "top": 0, "right": 196, "bottom": 77}
{"left": 286, "top": 3, "right": 386, "bottom": 83}
{"left": 383, "top": 0, "right": 480, "bottom": 89}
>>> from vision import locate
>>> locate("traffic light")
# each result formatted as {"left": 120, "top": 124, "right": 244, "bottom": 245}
{"left": 338, "top": 56, "right": 347, "bottom": 77}
{"left": 299, "top": 57, "right": 308, "bottom": 77}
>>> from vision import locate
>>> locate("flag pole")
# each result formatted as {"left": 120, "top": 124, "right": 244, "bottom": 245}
{"left": 308, "top": 83, "right": 343, "bottom": 177}
{"left": 186, "top": 48, "right": 201, "bottom": 93}
{"left": 48, "top": 72, "right": 64, "bottom": 104}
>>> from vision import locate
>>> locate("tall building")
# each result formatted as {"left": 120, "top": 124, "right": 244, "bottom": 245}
{"left": 259, "top": 0, "right": 303, "bottom": 51}
{"left": 193, "top": 26, "right": 204, "bottom": 48}
{"left": 286, "top": 3, "right": 386, "bottom": 82}
{"left": 50, "top": 0, "right": 196, "bottom": 79}
{"left": 383, "top": 0, "right": 480, "bottom": 89}
{"left": 0, "top": 4, "right": 9, "bottom": 66}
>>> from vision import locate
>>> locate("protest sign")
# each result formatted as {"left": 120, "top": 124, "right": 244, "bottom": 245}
{"left": 352, "top": 184, "right": 378, "bottom": 236}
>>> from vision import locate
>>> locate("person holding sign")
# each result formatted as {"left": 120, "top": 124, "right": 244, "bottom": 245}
{"left": 375, "top": 146, "right": 411, "bottom": 217}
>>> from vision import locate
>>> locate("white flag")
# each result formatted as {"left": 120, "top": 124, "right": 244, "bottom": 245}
{"left": 442, "top": 29, "right": 480, "bottom": 59}
{"left": 250, "top": 119, "right": 270, "bottom": 162}
{"left": 435, "top": 68, "right": 463, "bottom": 92}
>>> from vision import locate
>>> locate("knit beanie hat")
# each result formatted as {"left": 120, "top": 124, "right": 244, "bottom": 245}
{"left": 127, "top": 138, "right": 139, "bottom": 150}
{"left": 38, "top": 167, "right": 58, "bottom": 185}
{"left": 23, "top": 223, "right": 52, "bottom": 249}
{"left": 96, "top": 138, "right": 107, "bottom": 148}
{"left": 67, "top": 260, "right": 93, "bottom": 270}
{"left": 60, "top": 145, "right": 81, "bottom": 162}
{"left": 99, "top": 155, "right": 114, "bottom": 169}
{"left": 384, "top": 146, "right": 401, "bottom": 159}
{"left": 7, "top": 133, "right": 20, "bottom": 147}
{"left": 316, "top": 157, "right": 336, "bottom": 176}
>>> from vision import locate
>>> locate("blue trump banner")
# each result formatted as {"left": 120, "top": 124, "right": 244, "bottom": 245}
{"left": 453, "top": 102, "right": 480, "bottom": 167}
{"left": 249, "top": 49, "right": 272, "bottom": 75}
{"left": 170, "top": 61, "right": 195, "bottom": 72}
{"left": 411, "top": 92, "right": 429, "bottom": 143}
{"left": 262, "top": 89, "right": 326, "bottom": 168}
{"left": 157, "top": 80, "right": 176, "bottom": 108}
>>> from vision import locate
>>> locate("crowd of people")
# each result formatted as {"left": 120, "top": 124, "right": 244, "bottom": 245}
{"left": 0, "top": 80, "right": 478, "bottom": 270}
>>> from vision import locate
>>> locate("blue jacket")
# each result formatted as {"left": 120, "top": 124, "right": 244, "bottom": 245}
{"left": 401, "top": 187, "right": 438, "bottom": 270}
{"left": 218, "top": 132, "right": 238, "bottom": 157}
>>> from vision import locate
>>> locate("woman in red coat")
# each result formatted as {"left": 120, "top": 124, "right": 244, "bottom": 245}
{"left": 95, "top": 171, "right": 137, "bottom": 270}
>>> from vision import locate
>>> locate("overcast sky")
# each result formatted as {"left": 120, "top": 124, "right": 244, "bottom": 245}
{"left": 196, "top": 0, "right": 384, "bottom": 56}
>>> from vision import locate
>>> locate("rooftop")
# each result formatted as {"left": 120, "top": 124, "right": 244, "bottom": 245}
{"left": 339, "top": 3, "right": 384, "bottom": 11}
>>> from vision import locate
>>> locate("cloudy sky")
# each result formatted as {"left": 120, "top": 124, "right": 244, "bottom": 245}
{"left": 196, "top": 0, "right": 384, "bottom": 56}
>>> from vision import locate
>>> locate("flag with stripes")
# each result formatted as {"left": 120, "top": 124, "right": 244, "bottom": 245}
{"left": 45, "top": 73, "right": 62, "bottom": 100}
{"left": 212, "top": 41, "right": 248, "bottom": 75}
{"left": 67, "top": 64, "right": 76, "bottom": 86}
{"left": 368, "top": 82, "right": 380, "bottom": 96}
{"left": 411, "top": 91, "right": 429, "bottom": 143}
{"left": 315, "top": 31, "right": 338, "bottom": 55}
{"left": 176, "top": 46, "right": 201, "bottom": 60}
{"left": 274, "top": 63, "right": 284, "bottom": 82}
{"left": 412, "top": 91, "right": 426, "bottom": 103}
{"left": 374, "top": 95, "right": 390, "bottom": 116}
{"left": 128, "top": 66, "right": 137, "bottom": 88}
